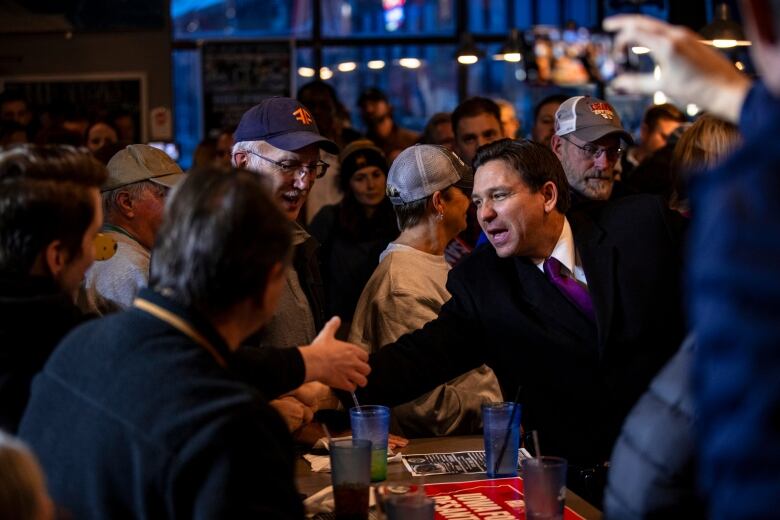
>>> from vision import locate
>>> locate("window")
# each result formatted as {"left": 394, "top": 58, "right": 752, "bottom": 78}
{"left": 172, "top": 0, "right": 312, "bottom": 40}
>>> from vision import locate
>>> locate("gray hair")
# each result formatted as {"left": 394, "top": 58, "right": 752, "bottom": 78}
{"left": 102, "top": 180, "right": 167, "bottom": 219}
{"left": 231, "top": 140, "right": 268, "bottom": 172}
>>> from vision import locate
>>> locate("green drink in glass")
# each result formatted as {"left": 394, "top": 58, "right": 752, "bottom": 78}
{"left": 350, "top": 405, "right": 390, "bottom": 482}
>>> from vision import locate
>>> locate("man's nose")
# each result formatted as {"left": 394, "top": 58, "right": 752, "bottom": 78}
{"left": 294, "top": 173, "right": 314, "bottom": 191}
{"left": 593, "top": 150, "right": 612, "bottom": 170}
{"left": 479, "top": 202, "right": 496, "bottom": 222}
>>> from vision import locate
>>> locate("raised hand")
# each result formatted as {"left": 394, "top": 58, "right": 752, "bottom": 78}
{"left": 604, "top": 14, "right": 752, "bottom": 123}
{"left": 298, "top": 317, "right": 371, "bottom": 392}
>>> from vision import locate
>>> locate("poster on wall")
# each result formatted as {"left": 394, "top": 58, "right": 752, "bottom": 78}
{"left": 0, "top": 73, "right": 147, "bottom": 143}
{"left": 201, "top": 41, "right": 292, "bottom": 135}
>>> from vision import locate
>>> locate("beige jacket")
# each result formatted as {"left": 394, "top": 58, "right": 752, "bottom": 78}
{"left": 349, "top": 243, "right": 502, "bottom": 437}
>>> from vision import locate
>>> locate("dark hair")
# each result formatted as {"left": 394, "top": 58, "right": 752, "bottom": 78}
{"left": 451, "top": 97, "right": 501, "bottom": 137}
{"left": 421, "top": 113, "right": 452, "bottom": 145}
{"left": 357, "top": 87, "right": 389, "bottom": 108}
{"left": 0, "top": 145, "right": 107, "bottom": 273}
{"left": 91, "top": 141, "right": 125, "bottom": 166}
{"left": 533, "top": 94, "right": 569, "bottom": 122}
{"left": 643, "top": 103, "right": 686, "bottom": 131}
{"left": 474, "top": 138, "right": 571, "bottom": 213}
{"left": 297, "top": 80, "right": 339, "bottom": 105}
{"left": 337, "top": 142, "right": 388, "bottom": 193}
{"left": 149, "top": 167, "right": 292, "bottom": 317}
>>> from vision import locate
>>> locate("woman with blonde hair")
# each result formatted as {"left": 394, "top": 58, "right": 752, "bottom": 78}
{"left": 670, "top": 113, "right": 741, "bottom": 215}
{"left": 0, "top": 432, "right": 54, "bottom": 520}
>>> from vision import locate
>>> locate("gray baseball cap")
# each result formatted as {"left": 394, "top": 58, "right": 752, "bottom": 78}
{"left": 104, "top": 144, "right": 185, "bottom": 192}
{"left": 386, "top": 144, "right": 473, "bottom": 205}
{"left": 554, "top": 96, "right": 633, "bottom": 144}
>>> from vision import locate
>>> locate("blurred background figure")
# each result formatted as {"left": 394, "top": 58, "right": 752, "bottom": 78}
{"left": 298, "top": 81, "right": 361, "bottom": 151}
{"left": 0, "top": 432, "right": 54, "bottom": 520}
{"left": 0, "top": 93, "right": 34, "bottom": 142}
{"left": 191, "top": 128, "right": 235, "bottom": 170}
{"left": 214, "top": 128, "right": 234, "bottom": 168}
{"left": 191, "top": 137, "right": 216, "bottom": 169}
{"left": 298, "top": 80, "right": 363, "bottom": 223}
{"left": 309, "top": 140, "right": 398, "bottom": 339}
{"left": 531, "top": 94, "right": 568, "bottom": 148}
{"left": 621, "top": 103, "right": 686, "bottom": 178}
{"left": 495, "top": 98, "right": 521, "bottom": 139}
{"left": 111, "top": 109, "right": 136, "bottom": 145}
{"left": 670, "top": 114, "right": 741, "bottom": 215}
{"left": 420, "top": 112, "right": 455, "bottom": 151}
{"left": 358, "top": 87, "right": 419, "bottom": 163}
{"left": 85, "top": 120, "right": 118, "bottom": 155}
{"left": 451, "top": 96, "right": 503, "bottom": 165}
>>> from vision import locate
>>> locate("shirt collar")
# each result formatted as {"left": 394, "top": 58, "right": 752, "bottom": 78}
{"left": 534, "top": 216, "right": 575, "bottom": 274}
{"left": 290, "top": 220, "right": 310, "bottom": 246}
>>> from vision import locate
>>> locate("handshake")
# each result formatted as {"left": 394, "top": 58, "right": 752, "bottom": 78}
{"left": 272, "top": 316, "right": 370, "bottom": 433}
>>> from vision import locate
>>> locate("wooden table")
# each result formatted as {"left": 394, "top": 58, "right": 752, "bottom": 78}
{"left": 296, "top": 435, "right": 602, "bottom": 519}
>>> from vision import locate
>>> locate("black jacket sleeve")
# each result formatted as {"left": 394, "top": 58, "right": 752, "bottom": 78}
{"left": 338, "top": 268, "right": 489, "bottom": 408}
{"left": 231, "top": 346, "right": 306, "bottom": 399}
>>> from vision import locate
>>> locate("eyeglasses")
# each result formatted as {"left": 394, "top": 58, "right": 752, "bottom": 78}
{"left": 244, "top": 150, "right": 329, "bottom": 179}
{"left": 562, "top": 136, "right": 624, "bottom": 162}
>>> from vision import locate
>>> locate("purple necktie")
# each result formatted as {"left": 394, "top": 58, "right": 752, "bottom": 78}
{"left": 543, "top": 257, "right": 596, "bottom": 322}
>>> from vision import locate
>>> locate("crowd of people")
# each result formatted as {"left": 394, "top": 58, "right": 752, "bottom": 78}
{"left": 0, "top": 6, "right": 779, "bottom": 520}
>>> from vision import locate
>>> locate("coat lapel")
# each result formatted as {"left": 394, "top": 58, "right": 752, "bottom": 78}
{"left": 570, "top": 213, "right": 616, "bottom": 352}
{"left": 513, "top": 257, "right": 595, "bottom": 343}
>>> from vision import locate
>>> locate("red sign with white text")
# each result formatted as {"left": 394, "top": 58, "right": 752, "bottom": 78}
{"left": 424, "top": 478, "right": 585, "bottom": 519}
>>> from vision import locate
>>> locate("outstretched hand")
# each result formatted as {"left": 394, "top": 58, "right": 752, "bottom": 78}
{"left": 298, "top": 317, "right": 371, "bottom": 392}
{"left": 604, "top": 14, "right": 752, "bottom": 123}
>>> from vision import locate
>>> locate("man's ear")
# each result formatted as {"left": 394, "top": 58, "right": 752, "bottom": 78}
{"left": 550, "top": 134, "right": 564, "bottom": 158}
{"left": 233, "top": 151, "right": 248, "bottom": 168}
{"left": 44, "top": 240, "right": 68, "bottom": 280}
{"left": 540, "top": 181, "right": 559, "bottom": 213}
{"left": 116, "top": 191, "right": 134, "bottom": 218}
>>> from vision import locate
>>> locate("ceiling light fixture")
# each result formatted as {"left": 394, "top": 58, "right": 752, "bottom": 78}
{"left": 700, "top": 2, "right": 751, "bottom": 47}
{"left": 456, "top": 33, "right": 483, "bottom": 65}
{"left": 494, "top": 28, "right": 523, "bottom": 62}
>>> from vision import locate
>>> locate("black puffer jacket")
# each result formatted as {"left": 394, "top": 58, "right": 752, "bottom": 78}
{"left": 604, "top": 336, "right": 704, "bottom": 519}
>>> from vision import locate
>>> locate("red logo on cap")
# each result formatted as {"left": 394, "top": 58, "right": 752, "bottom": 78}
{"left": 293, "top": 107, "right": 314, "bottom": 125}
{"left": 590, "top": 102, "right": 615, "bottom": 120}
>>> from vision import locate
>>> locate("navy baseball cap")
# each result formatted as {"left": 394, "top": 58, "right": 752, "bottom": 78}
{"left": 234, "top": 97, "right": 339, "bottom": 154}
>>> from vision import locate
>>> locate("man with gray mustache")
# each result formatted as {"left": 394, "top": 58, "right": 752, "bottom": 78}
{"left": 232, "top": 97, "right": 338, "bottom": 352}
{"left": 550, "top": 96, "right": 634, "bottom": 204}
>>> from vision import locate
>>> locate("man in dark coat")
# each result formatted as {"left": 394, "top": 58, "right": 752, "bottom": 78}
{"left": 0, "top": 145, "right": 107, "bottom": 433}
{"left": 19, "top": 168, "right": 370, "bottom": 519}
{"left": 345, "top": 139, "right": 686, "bottom": 505}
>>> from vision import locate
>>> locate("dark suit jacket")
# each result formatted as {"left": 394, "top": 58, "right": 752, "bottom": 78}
{"left": 352, "top": 194, "right": 686, "bottom": 465}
